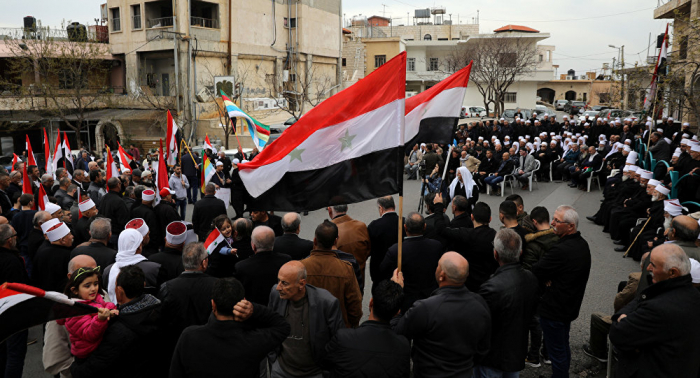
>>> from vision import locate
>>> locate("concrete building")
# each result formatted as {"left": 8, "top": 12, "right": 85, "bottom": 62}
{"left": 537, "top": 71, "right": 614, "bottom": 107}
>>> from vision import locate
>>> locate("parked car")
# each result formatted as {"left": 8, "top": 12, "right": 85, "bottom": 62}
{"left": 582, "top": 110, "right": 599, "bottom": 119}
{"left": 503, "top": 109, "right": 533, "bottom": 123}
{"left": 555, "top": 100, "right": 570, "bottom": 111}
{"left": 598, "top": 109, "right": 632, "bottom": 120}
{"left": 591, "top": 105, "right": 610, "bottom": 111}
{"left": 533, "top": 105, "right": 551, "bottom": 119}
{"left": 564, "top": 101, "right": 586, "bottom": 115}
{"left": 461, "top": 106, "right": 487, "bottom": 118}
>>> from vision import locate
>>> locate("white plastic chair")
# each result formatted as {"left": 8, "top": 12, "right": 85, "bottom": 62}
{"left": 528, "top": 159, "right": 541, "bottom": 192}
{"left": 587, "top": 160, "right": 606, "bottom": 192}
{"left": 487, "top": 167, "right": 517, "bottom": 197}
{"left": 549, "top": 155, "right": 560, "bottom": 182}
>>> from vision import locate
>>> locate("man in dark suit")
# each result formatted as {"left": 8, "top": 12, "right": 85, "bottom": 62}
{"left": 380, "top": 211, "right": 444, "bottom": 313}
{"left": 192, "top": 184, "right": 228, "bottom": 241}
{"left": 367, "top": 196, "right": 399, "bottom": 285}
{"left": 235, "top": 226, "right": 291, "bottom": 305}
{"left": 649, "top": 131, "right": 671, "bottom": 163}
{"left": 450, "top": 195, "right": 474, "bottom": 228}
{"left": 273, "top": 212, "right": 313, "bottom": 260}
{"left": 432, "top": 197, "right": 498, "bottom": 292}
{"left": 423, "top": 192, "right": 450, "bottom": 249}
{"left": 569, "top": 146, "right": 603, "bottom": 189}
{"left": 180, "top": 146, "right": 200, "bottom": 204}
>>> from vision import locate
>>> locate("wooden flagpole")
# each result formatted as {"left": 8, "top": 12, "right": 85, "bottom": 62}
{"left": 180, "top": 138, "right": 198, "bottom": 164}
{"left": 397, "top": 195, "right": 404, "bottom": 272}
{"left": 624, "top": 216, "right": 651, "bottom": 258}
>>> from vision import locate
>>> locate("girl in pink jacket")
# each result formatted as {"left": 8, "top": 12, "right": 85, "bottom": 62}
{"left": 57, "top": 266, "right": 118, "bottom": 359}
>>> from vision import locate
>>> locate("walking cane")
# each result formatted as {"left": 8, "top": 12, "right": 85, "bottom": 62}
{"left": 623, "top": 217, "right": 651, "bottom": 258}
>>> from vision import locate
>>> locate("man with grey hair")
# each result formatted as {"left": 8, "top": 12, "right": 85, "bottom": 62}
{"left": 158, "top": 242, "right": 218, "bottom": 354}
{"left": 475, "top": 229, "right": 538, "bottom": 377}
{"left": 610, "top": 244, "right": 700, "bottom": 377}
{"left": 70, "top": 217, "right": 116, "bottom": 269}
{"left": 274, "top": 212, "right": 313, "bottom": 260}
{"left": 532, "top": 205, "right": 591, "bottom": 378}
{"left": 394, "top": 252, "right": 491, "bottom": 378}
{"left": 53, "top": 178, "right": 73, "bottom": 210}
{"left": 27, "top": 211, "right": 51, "bottom": 265}
{"left": 381, "top": 211, "right": 443, "bottom": 313}
{"left": 236, "top": 226, "right": 291, "bottom": 305}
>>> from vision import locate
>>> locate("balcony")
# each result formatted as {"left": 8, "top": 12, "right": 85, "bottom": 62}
{"left": 147, "top": 17, "right": 174, "bottom": 29}
{"left": 654, "top": 0, "right": 691, "bottom": 19}
{"left": 191, "top": 16, "right": 219, "bottom": 29}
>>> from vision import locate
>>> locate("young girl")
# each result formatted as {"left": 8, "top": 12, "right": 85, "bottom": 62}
{"left": 57, "top": 266, "right": 118, "bottom": 359}
{"left": 205, "top": 215, "right": 238, "bottom": 278}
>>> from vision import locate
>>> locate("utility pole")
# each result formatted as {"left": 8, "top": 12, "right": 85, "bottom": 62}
{"left": 621, "top": 45, "right": 625, "bottom": 109}
{"left": 381, "top": 4, "right": 388, "bottom": 18}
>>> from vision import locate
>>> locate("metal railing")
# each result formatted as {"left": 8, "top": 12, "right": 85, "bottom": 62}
{"left": 0, "top": 27, "right": 108, "bottom": 43}
{"left": 132, "top": 15, "right": 142, "bottom": 29}
{"left": 112, "top": 18, "right": 121, "bottom": 32}
{"left": 190, "top": 17, "right": 219, "bottom": 29}
{"left": 147, "top": 17, "right": 174, "bottom": 28}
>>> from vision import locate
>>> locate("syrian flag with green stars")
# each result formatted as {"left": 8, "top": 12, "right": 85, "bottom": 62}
{"left": 237, "top": 52, "right": 406, "bottom": 211}
{"left": 204, "top": 227, "right": 225, "bottom": 255}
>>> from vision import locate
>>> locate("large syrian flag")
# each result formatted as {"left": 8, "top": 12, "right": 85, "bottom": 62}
{"left": 0, "top": 283, "right": 97, "bottom": 343}
{"left": 166, "top": 110, "right": 179, "bottom": 166}
{"left": 25, "top": 135, "right": 37, "bottom": 167}
{"left": 404, "top": 62, "right": 472, "bottom": 147}
{"left": 644, "top": 24, "right": 668, "bottom": 111}
{"left": 237, "top": 52, "right": 407, "bottom": 211}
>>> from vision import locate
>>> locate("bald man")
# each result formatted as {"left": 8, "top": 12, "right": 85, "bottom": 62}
{"left": 610, "top": 244, "right": 700, "bottom": 378}
{"left": 394, "top": 252, "right": 491, "bottom": 378}
{"left": 235, "top": 226, "right": 291, "bottom": 305}
{"left": 267, "top": 261, "right": 344, "bottom": 378}
{"left": 274, "top": 213, "right": 313, "bottom": 261}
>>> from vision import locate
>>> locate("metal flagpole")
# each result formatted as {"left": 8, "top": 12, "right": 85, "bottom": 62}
{"left": 442, "top": 145, "right": 454, "bottom": 181}
{"left": 397, "top": 195, "right": 404, "bottom": 272}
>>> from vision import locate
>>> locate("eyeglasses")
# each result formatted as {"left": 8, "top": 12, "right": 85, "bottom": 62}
{"left": 2, "top": 233, "right": 17, "bottom": 242}
{"left": 552, "top": 218, "right": 569, "bottom": 224}
{"left": 72, "top": 266, "right": 101, "bottom": 280}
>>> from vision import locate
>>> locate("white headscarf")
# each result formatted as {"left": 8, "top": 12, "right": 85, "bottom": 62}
{"left": 108, "top": 229, "right": 146, "bottom": 301}
{"left": 449, "top": 166, "right": 476, "bottom": 200}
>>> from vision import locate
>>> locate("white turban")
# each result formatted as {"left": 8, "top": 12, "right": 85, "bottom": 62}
{"left": 108, "top": 229, "right": 146, "bottom": 301}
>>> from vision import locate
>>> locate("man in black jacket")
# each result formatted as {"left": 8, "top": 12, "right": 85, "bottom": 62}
{"left": 324, "top": 280, "right": 410, "bottom": 378}
{"left": 33, "top": 222, "right": 73, "bottom": 292}
{"left": 148, "top": 221, "right": 186, "bottom": 281}
{"left": 154, "top": 188, "right": 181, "bottom": 229}
{"left": 170, "top": 277, "right": 290, "bottom": 378}
{"left": 74, "top": 198, "right": 98, "bottom": 247}
{"left": 450, "top": 195, "right": 474, "bottom": 228}
{"left": 251, "top": 209, "right": 283, "bottom": 237}
{"left": 367, "top": 196, "right": 399, "bottom": 285}
{"left": 0, "top": 224, "right": 29, "bottom": 378}
{"left": 235, "top": 226, "right": 291, "bottom": 305}
{"left": 71, "top": 265, "right": 166, "bottom": 378}
{"left": 610, "top": 244, "right": 700, "bottom": 378}
{"left": 273, "top": 212, "right": 313, "bottom": 260}
{"left": 569, "top": 146, "right": 603, "bottom": 189}
{"left": 532, "top": 205, "right": 591, "bottom": 378}
{"left": 476, "top": 229, "right": 539, "bottom": 377}
{"left": 158, "top": 243, "right": 218, "bottom": 358}
{"left": 484, "top": 152, "right": 515, "bottom": 196}
{"left": 381, "top": 212, "right": 443, "bottom": 313}
{"left": 130, "top": 188, "right": 162, "bottom": 251}
{"left": 180, "top": 146, "right": 200, "bottom": 204}
{"left": 394, "top": 252, "right": 491, "bottom": 378}
{"left": 70, "top": 218, "right": 116, "bottom": 268}
{"left": 433, "top": 198, "right": 498, "bottom": 292}
{"left": 192, "top": 184, "right": 227, "bottom": 241}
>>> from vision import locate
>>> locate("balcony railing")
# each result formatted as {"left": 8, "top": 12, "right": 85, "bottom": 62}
{"left": 112, "top": 18, "right": 121, "bottom": 32}
{"left": 147, "top": 17, "right": 174, "bottom": 28}
{"left": 190, "top": 17, "right": 219, "bottom": 29}
{"left": 132, "top": 15, "right": 142, "bottom": 30}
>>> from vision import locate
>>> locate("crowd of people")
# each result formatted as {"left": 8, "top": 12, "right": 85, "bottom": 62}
{"left": 0, "top": 110, "right": 699, "bottom": 378}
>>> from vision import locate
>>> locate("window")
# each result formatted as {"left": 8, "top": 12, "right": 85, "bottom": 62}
{"left": 407, "top": 58, "right": 415, "bottom": 72}
{"left": 342, "top": 58, "right": 346, "bottom": 67}
{"left": 438, "top": 38, "right": 448, "bottom": 41}
{"left": 423, "top": 34, "right": 432, "bottom": 41}
{"left": 538, "top": 54, "right": 543, "bottom": 62}
{"left": 429, "top": 58, "right": 439, "bottom": 71}
{"left": 110, "top": 7, "right": 121, "bottom": 32}
{"left": 375, "top": 55, "right": 386, "bottom": 68}
{"left": 131, "top": 4, "right": 141, "bottom": 30}
{"left": 504, "top": 92, "right": 517, "bottom": 103}
{"left": 289, "top": 73, "right": 297, "bottom": 82}
{"left": 284, "top": 17, "right": 297, "bottom": 28}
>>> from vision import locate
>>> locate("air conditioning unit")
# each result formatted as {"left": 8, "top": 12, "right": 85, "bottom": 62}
{"left": 283, "top": 70, "right": 289, "bottom": 82}
{"left": 196, "top": 87, "right": 213, "bottom": 102}
{"left": 580, "top": 74, "right": 588, "bottom": 80}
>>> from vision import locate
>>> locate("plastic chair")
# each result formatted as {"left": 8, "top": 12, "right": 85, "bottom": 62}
{"left": 587, "top": 160, "right": 606, "bottom": 193}
{"left": 682, "top": 201, "right": 700, "bottom": 214}
{"left": 653, "top": 160, "right": 670, "bottom": 180}
{"left": 528, "top": 159, "right": 541, "bottom": 192}
{"left": 671, "top": 173, "right": 695, "bottom": 200}
{"left": 486, "top": 167, "right": 516, "bottom": 197}
{"left": 549, "top": 155, "right": 560, "bottom": 182}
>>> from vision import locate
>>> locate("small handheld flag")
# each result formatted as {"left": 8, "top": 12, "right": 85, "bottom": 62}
{"left": 204, "top": 227, "right": 225, "bottom": 255}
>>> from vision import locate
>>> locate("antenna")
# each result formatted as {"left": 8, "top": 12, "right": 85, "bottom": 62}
{"left": 381, "top": 4, "right": 389, "bottom": 18}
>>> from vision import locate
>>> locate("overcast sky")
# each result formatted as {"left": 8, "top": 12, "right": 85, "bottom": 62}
{"left": 0, "top": 0, "right": 668, "bottom": 76}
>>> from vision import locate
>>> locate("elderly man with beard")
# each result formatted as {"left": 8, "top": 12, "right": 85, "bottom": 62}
{"left": 604, "top": 169, "right": 651, "bottom": 234}
{"left": 623, "top": 184, "right": 672, "bottom": 260}
{"left": 609, "top": 173, "right": 657, "bottom": 248}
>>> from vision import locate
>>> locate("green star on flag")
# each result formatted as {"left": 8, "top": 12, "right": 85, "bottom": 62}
{"left": 289, "top": 148, "right": 305, "bottom": 162}
{"left": 338, "top": 129, "right": 356, "bottom": 152}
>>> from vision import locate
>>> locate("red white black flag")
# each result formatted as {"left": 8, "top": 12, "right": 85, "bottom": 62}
{"left": 644, "top": 24, "right": 668, "bottom": 111}
{"left": 0, "top": 283, "right": 97, "bottom": 342}
{"left": 238, "top": 52, "right": 407, "bottom": 211}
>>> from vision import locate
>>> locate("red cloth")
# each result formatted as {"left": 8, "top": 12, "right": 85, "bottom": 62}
{"left": 57, "top": 295, "right": 117, "bottom": 359}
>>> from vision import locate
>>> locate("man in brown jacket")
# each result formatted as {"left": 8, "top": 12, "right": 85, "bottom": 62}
{"left": 301, "top": 220, "right": 363, "bottom": 328}
{"left": 328, "top": 204, "right": 371, "bottom": 291}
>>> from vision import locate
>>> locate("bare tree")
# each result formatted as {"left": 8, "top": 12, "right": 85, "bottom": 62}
{"left": 445, "top": 34, "right": 539, "bottom": 116}
{"left": 266, "top": 62, "right": 337, "bottom": 121}
{"left": 1, "top": 23, "right": 113, "bottom": 146}
{"left": 204, "top": 62, "right": 252, "bottom": 150}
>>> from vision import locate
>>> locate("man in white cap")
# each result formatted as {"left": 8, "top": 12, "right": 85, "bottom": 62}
{"left": 74, "top": 198, "right": 98, "bottom": 246}
{"left": 140, "top": 169, "right": 155, "bottom": 189}
{"left": 148, "top": 221, "right": 187, "bottom": 281}
{"left": 33, "top": 222, "right": 73, "bottom": 292}
{"left": 125, "top": 217, "right": 151, "bottom": 251}
{"left": 44, "top": 202, "right": 63, "bottom": 221}
{"left": 155, "top": 187, "right": 182, "bottom": 228}
{"left": 608, "top": 171, "right": 655, "bottom": 247}
{"left": 209, "top": 160, "right": 232, "bottom": 190}
{"left": 130, "top": 189, "right": 163, "bottom": 252}
{"left": 622, "top": 183, "right": 671, "bottom": 258}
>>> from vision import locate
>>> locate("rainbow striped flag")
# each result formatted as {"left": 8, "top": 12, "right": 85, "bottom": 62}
{"left": 200, "top": 157, "right": 215, "bottom": 194}
{"left": 220, "top": 90, "right": 270, "bottom": 149}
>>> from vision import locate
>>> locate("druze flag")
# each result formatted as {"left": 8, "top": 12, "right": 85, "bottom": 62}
{"left": 0, "top": 283, "right": 97, "bottom": 343}
{"left": 404, "top": 62, "right": 472, "bottom": 147}
{"left": 204, "top": 227, "right": 225, "bottom": 255}
{"left": 237, "top": 52, "right": 407, "bottom": 211}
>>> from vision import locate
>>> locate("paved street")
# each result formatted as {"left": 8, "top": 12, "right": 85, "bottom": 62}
{"left": 22, "top": 174, "right": 635, "bottom": 377}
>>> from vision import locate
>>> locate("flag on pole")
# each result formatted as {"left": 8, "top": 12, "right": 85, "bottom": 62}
{"left": 220, "top": 90, "right": 271, "bottom": 149}
{"left": 157, "top": 139, "right": 170, "bottom": 191}
{"left": 166, "top": 110, "right": 179, "bottom": 166}
{"left": 25, "top": 135, "right": 37, "bottom": 167}
{"left": 11, "top": 154, "right": 20, "bottom": 172}
{"left": 237, "top": 52, "right": 407, "bottom": 211}
{"left": 204, "top": 227, "right": 225, "bottom": 255}
{"left": 117, "top": 143, "right": 134, "bottom": 171}
{"left": 21, "top": 163, "right": 32, "bottom": 195}
{"left": 43, "top": 129, "right": 53, "bottom": 177}
{"left": 203, "top": 134, "right": 214, "bottom": 152}
{"left": 644, "top": 24, "right": 669, "bottom": 111}
{"left": 405, "top": 63, "right": 472, "bottom": 146}
{"left": 200, "top": 156, "right": 215, "bottom": 194}
{"left": 62, "top": 132, "right": 73, "bottom": 173}
{"left": 37, "top": 184, "right": 49, "bottom": 211}
{"left": 51, "top": 133, "right": 64, "bottom": 174}
{"left": 0, "top": 282, "right": 97, "bottom": 343}
{"left": 105, "top": 145, "right": 119, "bottom": 187}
